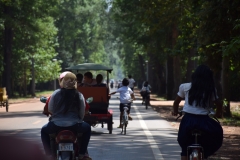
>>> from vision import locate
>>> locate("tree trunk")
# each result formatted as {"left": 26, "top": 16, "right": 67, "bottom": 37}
{"left": 222, "top": 55, "right": 231, "bottom": 117}
{"left": 2, "top": 5, "right": 14, "bottom": 97}
{"left": 166, "top": 56, "right": 174, "bottom": 100}
{"left": 31, "top": 57, "right": 36, "bottom": 97}
{"left": 173, "top": 56, "right": 181, "bottom": 97}
{"left": 2, "top": 15, "right": 13, "bottom": 97}
{"left": 23, "top": 65, "right": 27, "bottom": 97}
{"left": 137, "top": 54, "right": 146, "bottom": 83}
{"left": 155, "top": 63, "right": 166, "bottom": 95}
{"left": 172, "top": 23, "right": 180, "bottom": 99}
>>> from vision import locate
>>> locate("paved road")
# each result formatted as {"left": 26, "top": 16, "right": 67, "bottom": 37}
{"left": 0, "top": 91, "right": 180, "bottom": 160}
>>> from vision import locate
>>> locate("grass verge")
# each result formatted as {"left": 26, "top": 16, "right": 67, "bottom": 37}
{"left": 8, "top": 90, "right": 53, "bottom": 104}
{"left": 220, "top": 111, "right": 240, "bottom": 126}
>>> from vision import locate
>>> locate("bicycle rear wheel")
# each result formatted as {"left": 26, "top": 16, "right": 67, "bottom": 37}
{"left": 145, "top": 98, "right": 148, "bottom": 109}
{"left": 189, "top": 149, "right": 203, "bottom": 160}
{"left": 124, "top": 123, "right": 127, "bottom": 135}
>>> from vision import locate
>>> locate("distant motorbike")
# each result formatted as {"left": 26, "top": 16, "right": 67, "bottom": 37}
{"left": 40, "top": 96, "right": 93, "bottom": 160}
{"left": 110, "top": 82, "right": 114, "bottom": 89}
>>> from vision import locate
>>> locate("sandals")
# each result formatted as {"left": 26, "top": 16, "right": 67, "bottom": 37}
{"left": 117, "top": 124, "right": 123, "bottom": 128}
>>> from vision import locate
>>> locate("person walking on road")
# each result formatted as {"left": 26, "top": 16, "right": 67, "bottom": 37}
{"left": 128, "top": 75, "right": 135, "bottom": 91}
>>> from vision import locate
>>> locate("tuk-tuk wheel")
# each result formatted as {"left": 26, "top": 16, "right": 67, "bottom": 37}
{"left": 6, "top": 100, "right": 8, "bottom": 112}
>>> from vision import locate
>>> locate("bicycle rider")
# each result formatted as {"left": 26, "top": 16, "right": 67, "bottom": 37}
{"left": 109, "top": 78, "right": 135, "bottom": 128}
{"left": 140, "top": 81, "right": 151, "bottom": 104}
{"left": 172, "top": 65, "right": 223, "bottom": 160}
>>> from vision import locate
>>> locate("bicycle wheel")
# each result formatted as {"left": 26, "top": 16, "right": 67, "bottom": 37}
{"left": 145, "top": 98, "right": 148, "bottom": 109}
{"left": 5, "top": 100, "right": 8, "bottom": 112}
{"left": 189, "top": 149, "right": 202, "bottom": 160}
{"left": 124, "top": 123, "right": 127, "bottom": 135}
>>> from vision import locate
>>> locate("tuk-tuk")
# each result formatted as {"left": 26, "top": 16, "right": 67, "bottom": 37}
{"left": 66, "top": 63, "right": 113, "bottom": 134}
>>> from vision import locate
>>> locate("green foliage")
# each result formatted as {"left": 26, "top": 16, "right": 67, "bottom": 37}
{"left": 1, "top": 0, "right": 240, "bottom": 100}
{"left": 55, "top": 0, "right": 109, "bottom": 69}
{"left": 0, "top": 0, "right": 60, "bottom": 94}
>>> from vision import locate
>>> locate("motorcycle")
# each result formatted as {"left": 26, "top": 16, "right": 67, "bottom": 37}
{"left": 110, "top": 82, "right": 114, "bottom": 89}
{"left": 40, "top": 96, "right": 93, "bottom": 160}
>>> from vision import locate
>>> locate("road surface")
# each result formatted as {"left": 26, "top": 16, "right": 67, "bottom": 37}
{"left": 0, "top": 90, "right": 180, "bottom": 160}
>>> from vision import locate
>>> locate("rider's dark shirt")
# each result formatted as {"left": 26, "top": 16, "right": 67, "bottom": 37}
{"left": 48, "top": 89, "right": 85, "bottom": 127}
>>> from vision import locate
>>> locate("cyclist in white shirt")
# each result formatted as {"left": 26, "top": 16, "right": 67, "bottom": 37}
{"left": 128, "top": 75, "right": 135, "bottom": 91}
{"left": 172, "top": 65, "right": 223, "bottom": 160}
{"left": 109, "top": 78, "right": 135, "bottom": 128}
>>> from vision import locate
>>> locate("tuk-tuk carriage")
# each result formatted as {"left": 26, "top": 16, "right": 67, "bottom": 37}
{"left": 66, "top": 63, "right": 113, "bottom": 134}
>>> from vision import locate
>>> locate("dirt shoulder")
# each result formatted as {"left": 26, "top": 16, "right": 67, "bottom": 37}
{"left": 8, "top": 93, "right": 52, "bottom": 105}
{"left": 145, "top": 93, "right": 240, "bottom": 160}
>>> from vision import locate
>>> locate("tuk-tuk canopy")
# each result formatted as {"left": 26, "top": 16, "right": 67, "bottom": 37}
{"left": 65, "top": 63, "right": 113, "bottom": 73}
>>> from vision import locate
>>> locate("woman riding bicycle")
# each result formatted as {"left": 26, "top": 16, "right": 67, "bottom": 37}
{"left": 172, "top": 65, "right": 223, "bottom": 160}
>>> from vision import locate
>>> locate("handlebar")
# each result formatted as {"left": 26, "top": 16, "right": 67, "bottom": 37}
{"left": 175, "top": 111, "right": 183, "bottom": 121}
{"left": 40, "top": 96, "right": 48, "bottom": 103}
{"left": 175, "top": 110, "right": 220, "bottom": 123}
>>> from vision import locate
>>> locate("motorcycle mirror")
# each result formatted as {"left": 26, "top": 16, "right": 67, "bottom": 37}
{"left": 86, "top": 97, "right": 93, "bottom": 104}
{"left": 40, "top": 96, "right": 48, "bottom": 103}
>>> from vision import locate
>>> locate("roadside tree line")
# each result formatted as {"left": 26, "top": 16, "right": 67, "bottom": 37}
{"left": 0, "top": 0, "right": 122, "bottom": 97}
{"left": 109, "top": 0, "right": 240, "bottom": 117}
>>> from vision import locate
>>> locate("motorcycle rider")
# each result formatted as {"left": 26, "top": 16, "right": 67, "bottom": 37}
{"left": 41, "top": 71, "right": 92, "bottom": 160}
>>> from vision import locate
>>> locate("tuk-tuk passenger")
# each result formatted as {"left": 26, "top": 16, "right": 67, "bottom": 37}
{"left": 76, "top": 73, "right": 84, "bottom": 87}
{"left": 83, "top": 72, "right": 97, "bottom": 86}
{"left": 94, "top": 74, "right": 110, "bottom": 100}
{"left": 94, "top": 74, "right": 107, "bottom": 87}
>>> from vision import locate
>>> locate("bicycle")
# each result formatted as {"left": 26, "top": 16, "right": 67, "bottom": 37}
{"left": 144, "top": 94, "right": 150, "bottom": 109}
{"left": 141, "top": 91, "right": 150, "bottom": 109}
{"left": 121, "top": 103, "right": 129, "bottom": 135}
{"left": 117, "top": 97, "right": 133, "bottom": 135}
{"left": 176, "top": 110, "right": 219, "bottom": 160}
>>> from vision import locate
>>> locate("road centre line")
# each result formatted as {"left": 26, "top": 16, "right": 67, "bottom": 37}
{"left": 133, "top": 104, "right": 164, "bottom": 160}
{"left": 10, "top": 130, "right": 23, "bottom": 135}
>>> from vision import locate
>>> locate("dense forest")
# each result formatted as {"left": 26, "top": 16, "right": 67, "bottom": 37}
{"left": 1, "top": 0, "right": 240, "bottom": 117}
